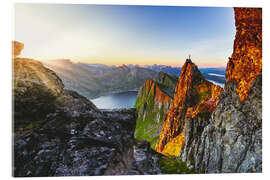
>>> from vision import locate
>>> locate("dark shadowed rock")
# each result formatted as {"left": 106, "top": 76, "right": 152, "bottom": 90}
{"left": 13, "top": 56, "right": 162, "bottom": 176}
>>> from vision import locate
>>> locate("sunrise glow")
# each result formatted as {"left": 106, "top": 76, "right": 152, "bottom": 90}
{"left": 15, "top": 4, "right": 235, "bottom": 67}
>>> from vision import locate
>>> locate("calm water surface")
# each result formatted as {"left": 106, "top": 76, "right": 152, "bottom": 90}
{"left": 91, "top": 91, "right": 138, "bottom": 109}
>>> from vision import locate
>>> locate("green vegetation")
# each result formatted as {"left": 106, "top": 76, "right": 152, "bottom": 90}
{"left": 134, "top": 81, "right": 170, "bottom": 149}
{"left": 134, "top": 72, "right": 178, "bottom": 150}
{"left": 159, "top": 156, "right": 196, "bottom": 174}
{"left": 16, "top": 119, "right": 47, "bottom": 132}
{"left": 134, "top": 90, "right": 166, "bottom": 149}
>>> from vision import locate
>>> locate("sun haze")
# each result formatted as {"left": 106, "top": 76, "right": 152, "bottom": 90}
{"left": 14, "top": 3, "right": 235, "bottom": 67}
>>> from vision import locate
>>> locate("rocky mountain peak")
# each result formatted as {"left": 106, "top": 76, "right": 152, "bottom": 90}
{"left": 226, "top": 8, "right": 262, "bottom": 101}
{"left": 155, "top": 58, "right": 222, "bottom": 156}
{"left": 180, "top": 8, "right": 262, "bottom": 173}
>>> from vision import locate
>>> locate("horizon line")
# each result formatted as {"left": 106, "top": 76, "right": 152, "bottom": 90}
{"left": 38, "top": 58, "right": 227, "bottom": 68}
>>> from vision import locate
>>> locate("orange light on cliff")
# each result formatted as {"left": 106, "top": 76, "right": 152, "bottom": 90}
{"left": 144, "top": 79, "right": 171, "bottom": 104}
{"left": 226, "top": 8, "right": 262, "bottom": 101}
{"left": 155, "top": 58, "right": 223, "bottom": 156}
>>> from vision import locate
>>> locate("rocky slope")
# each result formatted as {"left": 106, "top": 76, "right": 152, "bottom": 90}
{"left": 180, "top": 7, "right": 262, "bottom": 173}
{"left": 43, "top": 60, "right": 157, "bottom": 99}
{"left": 134, "top": 72, "right": 178, "bottom": 149}
{"left": 13, "top": 42, "right": 162, "bottom": 176}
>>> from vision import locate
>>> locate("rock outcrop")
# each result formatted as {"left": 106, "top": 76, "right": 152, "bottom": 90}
{"left": 181, "top": 7, "right": 262, "bottom": 173}
{"left": 12, "top": 41, "right": 24, "bottom": 57}
{"left": 134, "top": 72, "right": 178, "bottom": 149}
{"left": 13, "top": 44, "right": 162, "bottom": 176}
{"left": 156, "top": 59, "right": 223, "bottom": 156}
{"left": 226, "top": 8, "right": 262, "bottom": 101}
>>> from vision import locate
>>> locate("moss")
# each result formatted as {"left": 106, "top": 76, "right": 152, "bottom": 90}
{"left": 200, "top": 167, "right": 206, "bottom": 174}
{"left": 188, "top": 153, "right": 195, "bottom": 167}
{"left": 159, "top": 156, "right": 196, "bottom": 174}
{"left": 134, "top": 86, "right": 168, "bottom": 149}
{"left": 16, "top": 119, "right": 47, "bottom": 132}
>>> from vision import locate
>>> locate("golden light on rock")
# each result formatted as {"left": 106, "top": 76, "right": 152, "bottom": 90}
{"left": 155, "top": 59, "right": 223, "bottom": 156}
{"left": 226, "top": 8, "right": 262, "bottom": 101}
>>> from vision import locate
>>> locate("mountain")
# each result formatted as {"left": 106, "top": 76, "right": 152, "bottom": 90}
{"left": 43, "top": 60, "right": 157, "bottom": 99}
{"left": 155, "top": 58, "right": 223, "bottom": 156}
{"left": 44, "top": 60, "right": 225, "bottom": 100}
{"left": 180, "top": 7, "right": 262, "bottom": 173}
{"left": 143, "top": 64, "right": 226, "bottom": 87}
{"left": 13, "top": 42, "right": 164, "bottom": 176}
{"left": 144, "top": 7, "right": 261, "bottom": 173}
{"left": 143, "top": 65, "right": 181, "bottom": 77}
{"left": 134, "top": 72, "right": 178, "bottom": 149}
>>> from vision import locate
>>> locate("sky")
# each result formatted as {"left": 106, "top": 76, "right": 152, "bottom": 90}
{"left": 14, "top": 3, "right": 236, "bottom": 67}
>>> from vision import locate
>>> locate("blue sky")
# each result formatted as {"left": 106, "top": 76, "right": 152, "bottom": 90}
{"left": 15, "top": 3, "right": 235, "bottom": 67}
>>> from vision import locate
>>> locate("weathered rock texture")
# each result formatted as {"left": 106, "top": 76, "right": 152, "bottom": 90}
{"left": 134, "top": 72, "right": 177, "bottom": 149}
{"left": 13, "top": 43, "right": 162, "bottom": 176}
{"left": 156, "top": 59, "right": 222, "bottom": 156}
{"left": 181, "top": 7, "right": 262, "bottom": 173}
{"left": 226, "top": 8, "right": 262, "bottom": 101}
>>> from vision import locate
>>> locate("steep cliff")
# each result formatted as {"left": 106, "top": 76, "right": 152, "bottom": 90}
{"left": 226, "top": 8, "right": 262, "bottom": 101}
{"left": 13, "top": 42, "right": 162, "bottom": 176}
{"left": 155, "top": 59, "right": 222, "bottom": 156}
{"left": 181, "top": 8, "right": 262, "bottom": 173}
{"left": 134, "top": 72, "right": 178, "bottom": 149}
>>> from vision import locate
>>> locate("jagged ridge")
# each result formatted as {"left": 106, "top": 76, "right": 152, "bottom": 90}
{"left": 134, "top": 72, "right": 178, "bottom": 149}
{"left": 155, "top": 59, "right": 222, "bottom": 156}
{"left": 180, "top": 7, "right": 262, "bottom": 173}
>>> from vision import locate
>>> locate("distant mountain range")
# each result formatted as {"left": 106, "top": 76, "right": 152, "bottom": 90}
{"left": 42, "top": 60, "right": 226, "bottom": 99}
{"left": 42, "top": 60, "right": 157, "bottom": 99}
{"left": 143, "top": 65, "right": 226, "bottom": 86}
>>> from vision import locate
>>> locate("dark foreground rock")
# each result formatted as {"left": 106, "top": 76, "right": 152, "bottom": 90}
{"left": 13, "top": 57, "right": 162, "bottom": 177}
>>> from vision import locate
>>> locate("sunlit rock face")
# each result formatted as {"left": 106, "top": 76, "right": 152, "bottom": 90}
{"left": 226, "top": 8, "right": 262, "bottom": 101}
{"left": 181, "top": 7, "right": 262, "bottom": 173}
{"left": 134, "top": 72, "right": 178, "bottom": 149}
{"left": 155, "top": 59, "right": 222, "bottom": 156}
{"left": 12, "top": 41, "right": 24, "bottom": 57}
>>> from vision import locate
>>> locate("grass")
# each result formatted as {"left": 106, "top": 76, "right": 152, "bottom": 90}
{"left": 134, "top": 86, "right": 167, "bottom": 149}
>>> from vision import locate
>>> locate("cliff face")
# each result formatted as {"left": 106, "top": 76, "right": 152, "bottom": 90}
{"left": 181, "top": 8, "right": 262, "bottom": 173}
{"left": 13, "top": 42, "right": 162, "bottom": 176}
{"left": 226, "top": 8, "right": 262, "bottom": 101}
{"left": 134, "top": 72, "right": 177, "bottom": 149}
{"left": 155, "top": 59, "right": 222, "bottom": 156}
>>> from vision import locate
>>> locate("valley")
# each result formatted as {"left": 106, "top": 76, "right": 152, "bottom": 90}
{"left": 12, "top": 7, "right": 262, "bottom": 177}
